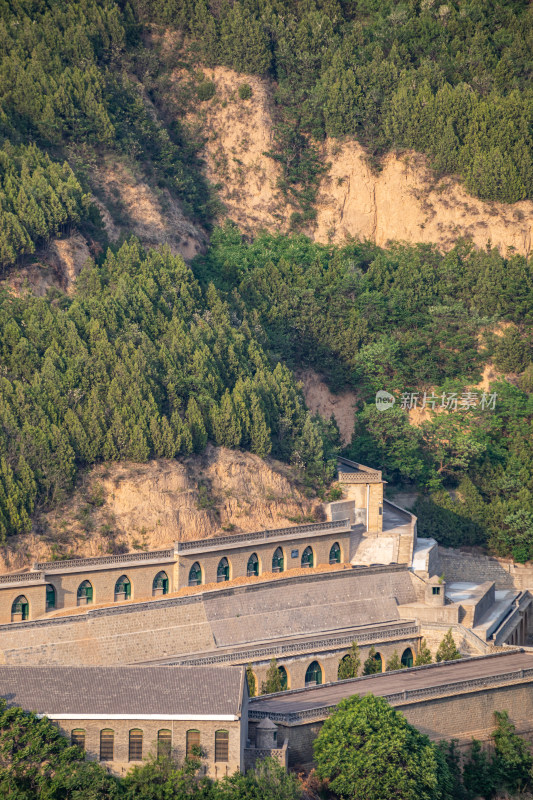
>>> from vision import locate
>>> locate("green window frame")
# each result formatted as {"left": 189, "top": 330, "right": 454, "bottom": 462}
{"left": 100, "top": 729, "right": 114, "bottom": 761}
{"left": 246, "top": 553, "right": 259, "bottom": 577}
{"left": 77, "top": 580, "right": 93, "bottom": 604}
{"left": 301, "top": 546, "right": 314, "bottom": 569}
{"left": 45, "top": 584, "right": 56, "bottom": 610}
{"left": 214, "top": 730, "right": 229, "bottom": 762}
{"left": 329, "top": 542, "right": 341, "bottom": 564}
{"left": 129, "top": 729, "right": 143, "bottom": 761}
{"left": 188, "top": 562, "right": 202, "bottom": 586}
{"left": 305, "top": 661, "right": 322, "bottom": 686}
{"left": 11, "top": 596, "right": 29, "bottom": 621}
{"left": 153, "top": 571, "right": 169, "bottom": 595}
{"left": 272, "top": 547, "right": 284, "bottom": 573}
{"left": 401, "top": 648, "right": 414, "bottom": 668}
{"left": 115, "top": 575, "right": 131, "bottom": 601}
{"left": 217, "top": 558, "right": 230, "bottom": 583}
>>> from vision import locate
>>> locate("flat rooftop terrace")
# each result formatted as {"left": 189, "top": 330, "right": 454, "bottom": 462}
{"left": 249, "top": 651, "right": 533, "bottom": 721}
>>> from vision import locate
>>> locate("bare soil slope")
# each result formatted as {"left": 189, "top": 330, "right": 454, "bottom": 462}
{"left": 0, "top": 445, "right": 320, "bottom": 573}
{"left": 181, "top": 67, "right": 532, "bottom": 256}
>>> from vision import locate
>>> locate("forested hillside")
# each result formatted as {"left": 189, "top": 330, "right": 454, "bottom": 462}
{"left": 195, "top": 227, "right": 533, "bottom": 561}
{"left": 0, "top": 0, "right": 532, "bottom": 564}
{"left": 138, "top": 0, "right": 533, "bottom": 220}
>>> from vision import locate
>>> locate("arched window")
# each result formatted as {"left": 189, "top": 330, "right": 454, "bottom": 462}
{"left": 186, "top": 729, "right": 201, "bottom": 758}
{"left": 129, "top": 729, "right": 143, "bottom": 761}
{"left": 301, "top": 546, "right": 314, "bottom": 569}
{"left": 305, "top": 661, "right": 323, "bottom": 686}
{"left": 214, "top": 730, "right": 229, "bottom": 762}
{"left": 401, "top": 648, "right": 414, "bottom": 668}
{"left": 373, "top": 651, "right": 383, "bottom": 672}
{"left": 329, "top": 542, "right": 341, "bottom": 564}
{"left": 77, "top": 580, "right": 93, "bottom": 606}
{"left": 217, "top": 557, "right": 230, "bottom": 583}
{"left": 157, "top": 729, "right": 172, "bottom": 759}
{"left": 278, "top": 665, "right": 288, "bottom": 690}
{"left": 272, "top": 547, "right": 284, "bottom": 573}
{"left": 11, "top": 595, "right": 29, "bottom": 621}
{"left": 115, "top": 575, "right": 131, "bottom": 601}
{"left": 71, "top": 729, "right": 85, "bottom": 750}
{"left": 247, "top": 553, "right": 259, "bottom": 577}
{"left": 45, "top": 584, "right": 56, "bottom": 611}
{"left": 100, "top": 729, "right": 114, "bottom": 761}
{"left": 188, "top": 562, "right": 202, "bottom": 586}
{"left": 153, "top": 571, "right": 169, "bottom": 596}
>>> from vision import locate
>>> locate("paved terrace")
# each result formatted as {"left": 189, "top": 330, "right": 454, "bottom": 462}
{"left": 249, "top": 651, "right": 533, "bottom": 723}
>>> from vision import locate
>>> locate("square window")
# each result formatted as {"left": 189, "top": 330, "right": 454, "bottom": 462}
{"left": 432, "top": 586, "right": 440, "bottom": 595}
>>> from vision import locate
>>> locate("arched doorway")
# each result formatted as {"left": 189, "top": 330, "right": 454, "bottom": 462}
{"left": 305, "top": 660, "right": 323, "bottom": 686}
{"left": 278, "top": 665, "right": 289, "bottom": 690}
{"left": 114, "top": 575, "right": 131, "bottom": 601}
{"left": 188, "top": 562, "right": 202, "bottom": 586}
{"left": 272, "top": 547, "right": 284, "bottom": 573}
{"left": 217, "top": 557, "right": 230, "bottom": 582}
{"left": 77, "top": 580, "right": 93, "bottom": 606}
{"left": 11, "top": 595, "right": 29, "bottom": 622}
{"left": 301, "top": 546, "right": 314, "bottom": 568}
{"left": 329, "top": 542, "right": 341, "bottom": 564}
{"left": 401, "top": 648, "right": 414, "bottom": 668}
{"left": 247, "top": 553, "right": 259, "bottom": 577}
{"left": 152, "top": 571, "right": 169, "bottom": 596}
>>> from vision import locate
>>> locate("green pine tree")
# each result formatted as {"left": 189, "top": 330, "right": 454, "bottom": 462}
{"left": 338, "top": 641, "right": 361, "bottom": 680}
{"left": 415, "top": 639, "right": 433, "bottom": 666}
{"left": 436, "top": 630, "right": 461, "bottom": 662}
{"left": 261, "top": 657, "right": 284, "bottom": 694}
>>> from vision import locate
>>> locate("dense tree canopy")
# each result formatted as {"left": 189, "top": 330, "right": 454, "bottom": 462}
{"left": 314, "top": 694, "right": 448, "bottom": 800}
{"left": 195, "top": 227, "right": 533, "bottom": 562}
{"left": 136, "top": 0, "right": 533, "bottom": 212}
{"left": 0, "top": 239, "right": 337, "bottom": 540}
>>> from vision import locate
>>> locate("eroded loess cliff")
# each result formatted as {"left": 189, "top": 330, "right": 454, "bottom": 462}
{"left": 0, "top": 445, "right": 320, "bottom": 573}
{"left": 181, "top": 66, "right": 532, "bottom": 256}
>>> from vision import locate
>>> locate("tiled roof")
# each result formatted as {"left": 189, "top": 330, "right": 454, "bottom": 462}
{"left": 0, "top": 665, "right": 244, "bottom": 718}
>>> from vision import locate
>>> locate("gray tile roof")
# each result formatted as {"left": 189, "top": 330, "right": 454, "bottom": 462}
{"left": 0, "top": 665, "right": 244, "bottom": 718}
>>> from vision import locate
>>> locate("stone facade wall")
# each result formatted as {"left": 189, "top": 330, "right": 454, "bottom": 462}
{"left": 177, "top": 530, "right": 351, "bottom": 588}
{"left": 0, "top": 559, "right": 175, "bottom": 625}
{"left": 55, "top": 717, "right": 242, "bottom": 778}
{"left": 0, "top": 599, "right": 215, "bottom": 665}
{"left": 439, "top": 547, "right": 533, "bottom": 591}
{"left": 276, "top": 682, "right": 533, "bottom": 766}
{"left": 248, "top": 637, "right": 420, "bottom": 693}
{"left": 336, "top": 482, "right": 384, "bottom": 534}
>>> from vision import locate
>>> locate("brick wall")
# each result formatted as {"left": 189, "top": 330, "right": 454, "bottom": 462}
{"left": 278, "top": 681, "right": 533, "bottom": 766}
{"left": 55, "top": 717, "right": 242, "bottom": 778}
{"left": 439, "top": 548, "right": 533, "bottom": 591}
{"left": 177, "top": 530, "right": 351, "bottom": 588}
{"left": 0, "top": 560, "right": 175, "bottom": 625}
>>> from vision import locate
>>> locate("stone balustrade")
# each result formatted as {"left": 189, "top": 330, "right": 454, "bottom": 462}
{"left": 176, "top": 519, "right": 351, "bottom": 555}
{"left": 33, "top": 549, "right": 175, "bottom": 573}
{"left": 338, "top": 470, "right": 382, "bottom": 483}
{"left": 173, "top": 623, "right": 420, "bottom": 667}
{"left": 0, "top": 571, "right": 46, "bottom": 586}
